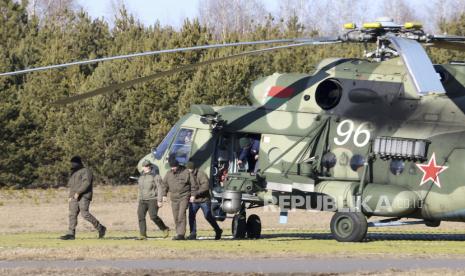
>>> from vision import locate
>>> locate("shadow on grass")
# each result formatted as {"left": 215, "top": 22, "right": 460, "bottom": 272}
{"left": 42, "top": 236, "right": 143, "bottom": 241}
{"left": 260, "top": 232, "right": 465, "bottom": 242}
{"left": 82, "top": 236, "right": 165, "bottom": 240}
{"left": 88, "top": 232, "right": 465, "bottom": 242}
{"left": 40, "top": 232, "right": 465, "bottom": 242}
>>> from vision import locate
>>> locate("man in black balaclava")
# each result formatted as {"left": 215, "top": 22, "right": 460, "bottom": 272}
{"left": 60, "top": 156, "right": 106, "bottom": 240}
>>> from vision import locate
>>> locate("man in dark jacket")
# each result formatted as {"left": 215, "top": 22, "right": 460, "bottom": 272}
{"left": 136, "top": 160, "right": 169, "bottom": 240}
{"left": 60, "top": 156, "right": 106, "bottom": 240}
{"left": 186, "top": 161, "right": 222, "bottom": 240}
{"left": 238, "top": 137, "right": 260, "bottom": 173}
{"left": 162, "top": 155, "right": 197, "bottom": 240}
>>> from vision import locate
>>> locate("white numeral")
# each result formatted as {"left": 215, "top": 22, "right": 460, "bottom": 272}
{"left": 334, "top": 120, "right": 353, "bottom": 146}
{"left": 334, "top": 120, "right": 371, "bottom": 147}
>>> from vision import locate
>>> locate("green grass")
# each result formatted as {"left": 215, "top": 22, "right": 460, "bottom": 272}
{"left": 2, "top": 230, "right": 465, "bottom": 260}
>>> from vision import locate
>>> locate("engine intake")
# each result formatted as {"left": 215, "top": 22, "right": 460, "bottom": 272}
{"left": 315, "top": 78, "right": 343, "bottom": 110}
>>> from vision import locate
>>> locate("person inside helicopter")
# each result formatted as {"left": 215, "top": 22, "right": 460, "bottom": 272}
{"left": 237, "top": 135, "right": 260, "bottom": 173}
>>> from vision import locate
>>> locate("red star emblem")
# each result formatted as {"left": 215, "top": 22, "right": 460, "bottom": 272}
{"left": 416, "top": 153, "right": 448, "bottom": 188}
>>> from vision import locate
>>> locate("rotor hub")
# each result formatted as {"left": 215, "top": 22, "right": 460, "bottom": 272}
{"left": 340, "top": 18, "right": 430, "bottom": 61}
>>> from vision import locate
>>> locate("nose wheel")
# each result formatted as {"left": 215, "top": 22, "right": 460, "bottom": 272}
{"left": 330, "top": 212, "right": 367, "bottom": 242}
{"left": 232, "top": 213, "right": 262, "bottom": 239}
{"left": 232, "top": 213, "right": 246, "bottom": 239}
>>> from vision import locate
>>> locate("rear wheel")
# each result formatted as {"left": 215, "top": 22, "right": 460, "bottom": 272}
{"left": 246, "top": 214, "right": 261, "bottom": 239}
{"left": 232, "top": 213, "right": 246, "bottom": 239}
{"left": 330, "top": 212, "right": 367, "bottom": 242}
{"left": 425, "top": 220, "right": 441, "bottom": 227}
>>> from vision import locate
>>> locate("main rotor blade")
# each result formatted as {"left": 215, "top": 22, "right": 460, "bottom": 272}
{"left": 388, "top": 36, "right": 445, "bottom": 94}
{"left": 430, "top": 35, "right": 465, "bottom": 42}
{"left": 0, "top": 39, "right": 302, "bottom": 77}
{"left": 426, "top": 41, "right": 465, "bottom": 51}
{"left": 54, "top": 40, "right": 340, "bottom": 105}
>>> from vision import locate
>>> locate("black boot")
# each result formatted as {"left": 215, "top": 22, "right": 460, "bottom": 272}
{"left": 215, "top": 229, "right": 223, "bottom": 240}
{"left": 187, "top": 233, "right": 197, "bottom": 240}
{"left": 98, "top": 225, "right": 107, "bottom": 239}
{"left": 60, "top": 234, "right": 75, "bottom": 240}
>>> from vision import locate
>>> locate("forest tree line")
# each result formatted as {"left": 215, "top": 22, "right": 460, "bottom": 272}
{"left": 2, "top": 0, "right": 465, "bottom": 188}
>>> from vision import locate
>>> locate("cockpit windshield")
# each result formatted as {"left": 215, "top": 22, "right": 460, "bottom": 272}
{"left": 153, "top": 125, "right": 179, "bottom": 160}
{"left": 169, "top": 128, "right": 194, "bottom": 165}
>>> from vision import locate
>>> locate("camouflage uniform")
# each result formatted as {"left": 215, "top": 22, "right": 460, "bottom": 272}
{"left": 67, "top": 167, "right": 105, "bottom": 236}
{"left": 162, "top": 167, "right": 197, "bottom": 238}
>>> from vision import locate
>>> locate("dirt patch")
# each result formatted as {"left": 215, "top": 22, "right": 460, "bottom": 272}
{"left": 0, "top": 268, "right": 249, "bottom": 276}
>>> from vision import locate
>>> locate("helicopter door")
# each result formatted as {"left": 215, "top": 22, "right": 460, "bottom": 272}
{"left": 168, "top": 127, "right": 195, "bottom": 165}
{"left": 211, "top": 133, "right": 261, "bottom": 188}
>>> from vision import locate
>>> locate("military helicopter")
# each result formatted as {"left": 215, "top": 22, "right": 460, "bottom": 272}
{"left": 4, "top": 17, "right": 465, "bottom": 242}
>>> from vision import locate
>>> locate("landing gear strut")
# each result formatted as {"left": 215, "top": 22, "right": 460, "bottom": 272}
{"left": 330, "top": 212, "right": 367, "bottom": 242}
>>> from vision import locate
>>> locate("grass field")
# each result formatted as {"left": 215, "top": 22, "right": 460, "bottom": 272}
{"left": 2, "top": 229, "right": 465, "bottom": 261}
{"left": 2, "top": 185, "right": 465, "bottom": 275}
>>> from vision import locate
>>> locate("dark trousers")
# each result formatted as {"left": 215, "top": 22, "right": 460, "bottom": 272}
{"left": 171, "top": 196, "right": 189, "bottom": 236}
{"left": 189, "top": 201, "right": 221, "bottom": 235}
{"left": 137, "top": 199, "right": 168, "bottom": 236}
{"left": 68, "top": 197, "right": 102, "bottom": 235}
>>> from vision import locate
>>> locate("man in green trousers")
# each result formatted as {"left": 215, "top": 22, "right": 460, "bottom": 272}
{"left": 137, "top": 160, "right": 169, "bottom": 240}
{"left": 162, "top": 155, "right": 197, "bottom": 240}
{"left": 60, "top": 156, "right": 106, "bottom": 240}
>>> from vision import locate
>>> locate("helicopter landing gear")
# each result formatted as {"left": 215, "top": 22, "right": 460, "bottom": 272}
{"left": 232, "top": 212, "right": 262, "bottom": 239}
{"left": 232, "top": 213, "right": 247, "bottom": 239}
{"left": 330, "top": 212, "right": 367, "bottom": 242}
{"left": 425, "top": 220, "right": 441, "bottom": 227}
{"left": 246, "top": 214, "right": 262, "bottom": 239}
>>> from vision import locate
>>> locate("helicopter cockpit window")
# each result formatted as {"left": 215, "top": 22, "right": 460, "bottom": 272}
{"left": 169, "top": 128, "right": 194, "bottom": 165}
{"left": 153, "top": 125, "right": 179, "bottom": 160}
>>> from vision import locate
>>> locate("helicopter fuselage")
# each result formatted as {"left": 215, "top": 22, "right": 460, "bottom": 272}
{"left": 139, "top": 57, "right": 465, "bottom": 239}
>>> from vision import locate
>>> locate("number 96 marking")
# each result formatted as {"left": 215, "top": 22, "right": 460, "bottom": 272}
{"left": 334, "top": 119, "right": 371, "bottom": 147}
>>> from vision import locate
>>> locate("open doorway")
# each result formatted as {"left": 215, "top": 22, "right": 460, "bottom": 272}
{"left": 212, "top": 132, "right": 261, "bottom": 190}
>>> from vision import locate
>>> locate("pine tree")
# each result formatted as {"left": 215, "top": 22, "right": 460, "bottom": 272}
{"left": 1, "top": 3, "right": 462, "bottom": 188}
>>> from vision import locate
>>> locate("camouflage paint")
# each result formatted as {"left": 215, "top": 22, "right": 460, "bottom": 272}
{"left": 140, "top": 57, "right": 465, "bottom": 222}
